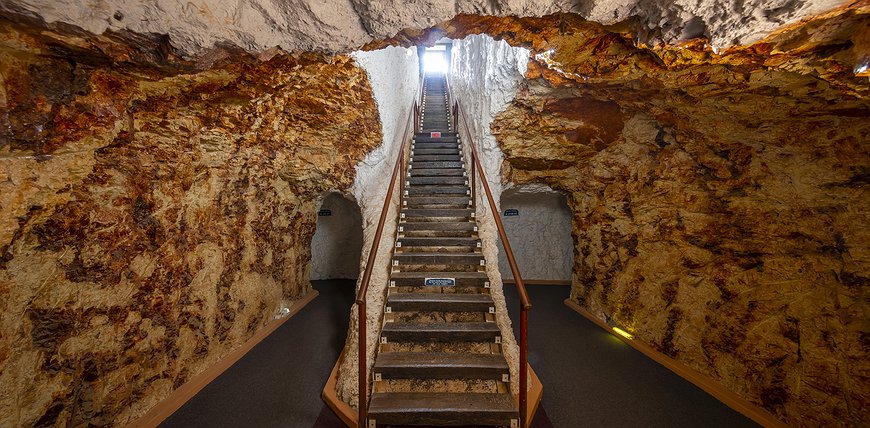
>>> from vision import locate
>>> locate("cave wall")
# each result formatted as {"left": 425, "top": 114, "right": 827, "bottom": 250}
{"left": 469, "top": 10, "right": 868, "bottom": 427}
{"left": 498, "top": 186, "right": 573, "bottom": 282}
{"left": 336, "top": 45, "right": 420, "bottom": 408}
{"left": 0, "top": 19, "right": 382, "bottom": 427}
{"left": 1, "top": 0, "right": 842, "bottom": 53}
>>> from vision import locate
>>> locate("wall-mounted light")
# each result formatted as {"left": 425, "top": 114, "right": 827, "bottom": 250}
{"left": 612, "top": 327, "right": 634, "bottom": 340}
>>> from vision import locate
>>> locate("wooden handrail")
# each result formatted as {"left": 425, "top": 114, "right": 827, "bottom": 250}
{"left": 446, "top": 75, "right": 533, "bottom": 427}
{"left": 356, "top": 72, "right": 425, "bottom": 428}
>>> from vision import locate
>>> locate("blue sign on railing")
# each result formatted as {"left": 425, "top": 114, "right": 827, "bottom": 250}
{"left": 425, "top": 277, "right": 456, "bottom": 286}
{"left": 503, "top": 209, "right": 519, "bottom": 217}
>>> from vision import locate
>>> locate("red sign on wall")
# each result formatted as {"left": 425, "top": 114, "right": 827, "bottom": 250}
{"left": 430, "top": 132, "right": 441, "bottom": 138}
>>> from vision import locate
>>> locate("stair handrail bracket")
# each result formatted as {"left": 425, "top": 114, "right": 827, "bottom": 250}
{"left": 445, "top": 76, "right": 533, "bottom": 427}
{"left": 355, "top": 72, "right": 425, "bottom": 428}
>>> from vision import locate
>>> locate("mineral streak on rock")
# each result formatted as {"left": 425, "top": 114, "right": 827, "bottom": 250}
{"left": 0, "top": 17, "right": 381, "bottom": 427}
{"left": 471, "top": 8, "right": 867, "bottom": 428}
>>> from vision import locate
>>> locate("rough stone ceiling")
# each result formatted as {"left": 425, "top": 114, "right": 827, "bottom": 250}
{"left": 0, "top": 0, "right": 849, "bottom": 55}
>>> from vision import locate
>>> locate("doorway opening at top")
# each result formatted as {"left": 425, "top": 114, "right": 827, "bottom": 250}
{"left": 422, "top": 41, "right": 451, "bottom": 74}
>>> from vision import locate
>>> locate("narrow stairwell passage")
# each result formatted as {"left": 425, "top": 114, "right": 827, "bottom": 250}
{"left": 366, "top": 74, "right": 518, "bottom": 427}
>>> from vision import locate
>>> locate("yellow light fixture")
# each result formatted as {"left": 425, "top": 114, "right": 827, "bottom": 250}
{"left": 612, "top": 327, "right": 633, "bottom": 340}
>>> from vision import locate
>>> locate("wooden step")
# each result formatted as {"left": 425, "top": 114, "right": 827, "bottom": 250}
{"left": 411, "top": 155, "right": 461, "bottom": 162}
{"left": 406, "top": 186, "right": 468, "bottom": 196}
{"left": 415, "top": 132, "right": 457, "bottom": 139}
{"left": 407, "top": 176, "right": 467, "bottom": 186}
{"left": 412, "top": 143, "right": 458, "bottom": 150}
{"left": 382, "top": 322, "right": 499, "bottom": 343}
{"left": 368, "top": 392, "right": 516, "bottom": 426}
{"left": 393, "top": 252, "right": 483, "bottom": 265}
{"left": 390, "top": 271, "right": 489, "bottom": 287}
{"left": 412, "top": 148, "right": 459, "bottom": 155}
{"left": 374, "top": 352, "right": 508, "bottom": 380}
{"left": 397, "top": 236, "right": 480, "bottom": 248}
{"left": 414, "top": 137, "right": 458, "bottom": 144}
{"left": 409, "top": 168, "right": 465, "bottom": 177}
{"left": 398, "top": 222, "right": 475, "bottom": 232}
{"left": 404, "top": 196, "right": 470, "bottom": 207}
{"left": 410, "top": 161, "right": 463, "bottom": 170}
{"left": 387, "top": 293, "right": 492, "bottom": 312}
{"left": 401, "top": 208, "right": 473, "bottom": 218}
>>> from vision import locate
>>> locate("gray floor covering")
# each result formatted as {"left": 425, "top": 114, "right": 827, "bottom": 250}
{"left": 161, "top": 280, "right": 757, "bottom": 427}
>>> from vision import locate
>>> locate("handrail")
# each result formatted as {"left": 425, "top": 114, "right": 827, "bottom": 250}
{"left": 445, "top": 75, "right": 533, "bottom": 427}
{"left": 356, "top": 72, "right": 425, "bottom": 428}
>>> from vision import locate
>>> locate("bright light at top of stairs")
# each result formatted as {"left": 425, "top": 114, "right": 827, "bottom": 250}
{"left": 424, "top": 51, "right": 448, "bottom": 74}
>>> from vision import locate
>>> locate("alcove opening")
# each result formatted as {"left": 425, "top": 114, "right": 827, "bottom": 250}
{"left": 310, "top": 192, "right": 363, "bottom": 280}
{"left": 497, "top": 186, "right": 573, "bottom": 285}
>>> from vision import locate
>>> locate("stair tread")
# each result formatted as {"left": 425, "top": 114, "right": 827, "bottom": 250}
{"left": 391, "top": 271, "right": 487, "bottom": 279}
{"left": 383, "top": 321, "right": 500, "bottom": 333}
{"left": 374, "top": 352, "right": 508, "bottom": 371}
{"left": 388, "top": 293, "right": 493, "bottom": 305}
{"left": 368, "top": 392, "right": 516, "bottom": 417}
{"left": 402, "top": 208, "right": 473, "bottom": 215}
{"left": 394, "top": 252, "right": 482, "bottom": 257}
{"left": 398, "top": 237, "right": 479, "bottom": 244}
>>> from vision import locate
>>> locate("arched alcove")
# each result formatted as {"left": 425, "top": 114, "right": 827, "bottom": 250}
{"left": 498, "top": 185, "right": 573, "bottom": 283}
{"left": 310, "top": 192, "right": 363, "bottom": 280}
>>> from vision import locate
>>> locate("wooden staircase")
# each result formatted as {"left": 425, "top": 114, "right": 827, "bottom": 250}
{"left": 366, "top": 74, "right": 519, "bottom": 427}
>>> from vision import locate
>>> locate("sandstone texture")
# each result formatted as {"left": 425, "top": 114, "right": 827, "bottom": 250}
{"left": 0, "top": 17, "right": 382, "bottom": 427}
{"left": 435, "top": 8, "right": 868, "bottom": 427}
{"left": 0, "top": 0, "right": 848, "bottom": 54}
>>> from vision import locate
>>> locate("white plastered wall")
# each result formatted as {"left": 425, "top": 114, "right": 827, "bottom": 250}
{"left": 310, "top": 192, "right": 364, "bottom": 280}
{"left": 498, "top": 185, "right": 573, "bottom": 282}
{"left": 448, "top": 34, "right": 530, "bottom": 395}
{"left": 335, "top": 46, "right": 420, "bottom": 407}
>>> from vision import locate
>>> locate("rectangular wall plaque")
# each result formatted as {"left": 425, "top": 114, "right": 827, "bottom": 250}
{"left": 425, "top": 277, "right": 455, "bottom": 286}
{"left": 503, "top": 209, "right": 519, "bottom": 217}
{"left": 318, "top": 209, "right": 332, "bottom": 216}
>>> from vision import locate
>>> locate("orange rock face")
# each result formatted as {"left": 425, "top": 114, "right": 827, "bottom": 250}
{"left": 0, "top": 18, "right": 381, "bottom": 426}
{"left": 471, "top": 8, "right": 868, "bottom": 428}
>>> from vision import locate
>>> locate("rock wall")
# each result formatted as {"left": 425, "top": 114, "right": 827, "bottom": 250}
{"left": 310, "top": 193, "right": 363, "bottom": 280}
{"left": 498, "top": 186, "right": 573, "bottom": 282}
{"left": 471, "top": 9, "right": 867, "bottom": 427}
{"left": 448, "top": 34, "right": 531, "bottom": 395}
{"left": 1, "top": 0, "right": 846, "bottom": 54}
{"left": 0, "top": 17, "right": 382, "bottom": 427}
{"left": 336, "top": 45, "right": 420, "bottom": 408}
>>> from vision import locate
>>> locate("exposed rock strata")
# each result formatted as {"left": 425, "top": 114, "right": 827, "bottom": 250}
{"left": 465, "top": 9, "right": 866, "bottom": 427}
{"left": 0, "top": 18, "right": 381, "bottom": 427}
{"left": 0, "top": 0, "right": 847, "bottom": 54}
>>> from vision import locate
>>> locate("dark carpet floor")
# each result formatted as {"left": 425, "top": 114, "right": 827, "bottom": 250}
{"left": 162, "top": 280, "right": 757, "bottom": 428}
{"left": 503, "top": 285, "right": 756, "bottom": 428}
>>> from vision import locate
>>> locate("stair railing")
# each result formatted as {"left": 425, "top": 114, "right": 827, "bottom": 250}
{"left": 356, "top": 71, "right": 425, "bottom": 428}
{"left": 445, "top": 76, "right": 533, "bottom": 427}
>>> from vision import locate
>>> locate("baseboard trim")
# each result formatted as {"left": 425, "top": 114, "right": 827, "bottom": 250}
{"left": 503, "top": 278, "right": 571, "bottom": 286}
{"left": 126, "top": 289, "right": 319, "bottom": 428}
{"left": 563, "top": 298, "right": 786, "bottom": 428}
{"left": 322, "top": 355, "right": 543, "bottom": 427}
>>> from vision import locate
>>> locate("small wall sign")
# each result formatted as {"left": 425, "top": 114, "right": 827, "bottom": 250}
{"left": 430, "top": 132, "right": 441, "bottom": 138}
{"left": 503, "top": 209, "right": 519, "bottom": 217}
{"left": 425, "top": 277, "right": 455, "bottom": 286}
{"left": 318, "top": 209, "right": 332, "bottom": 217}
